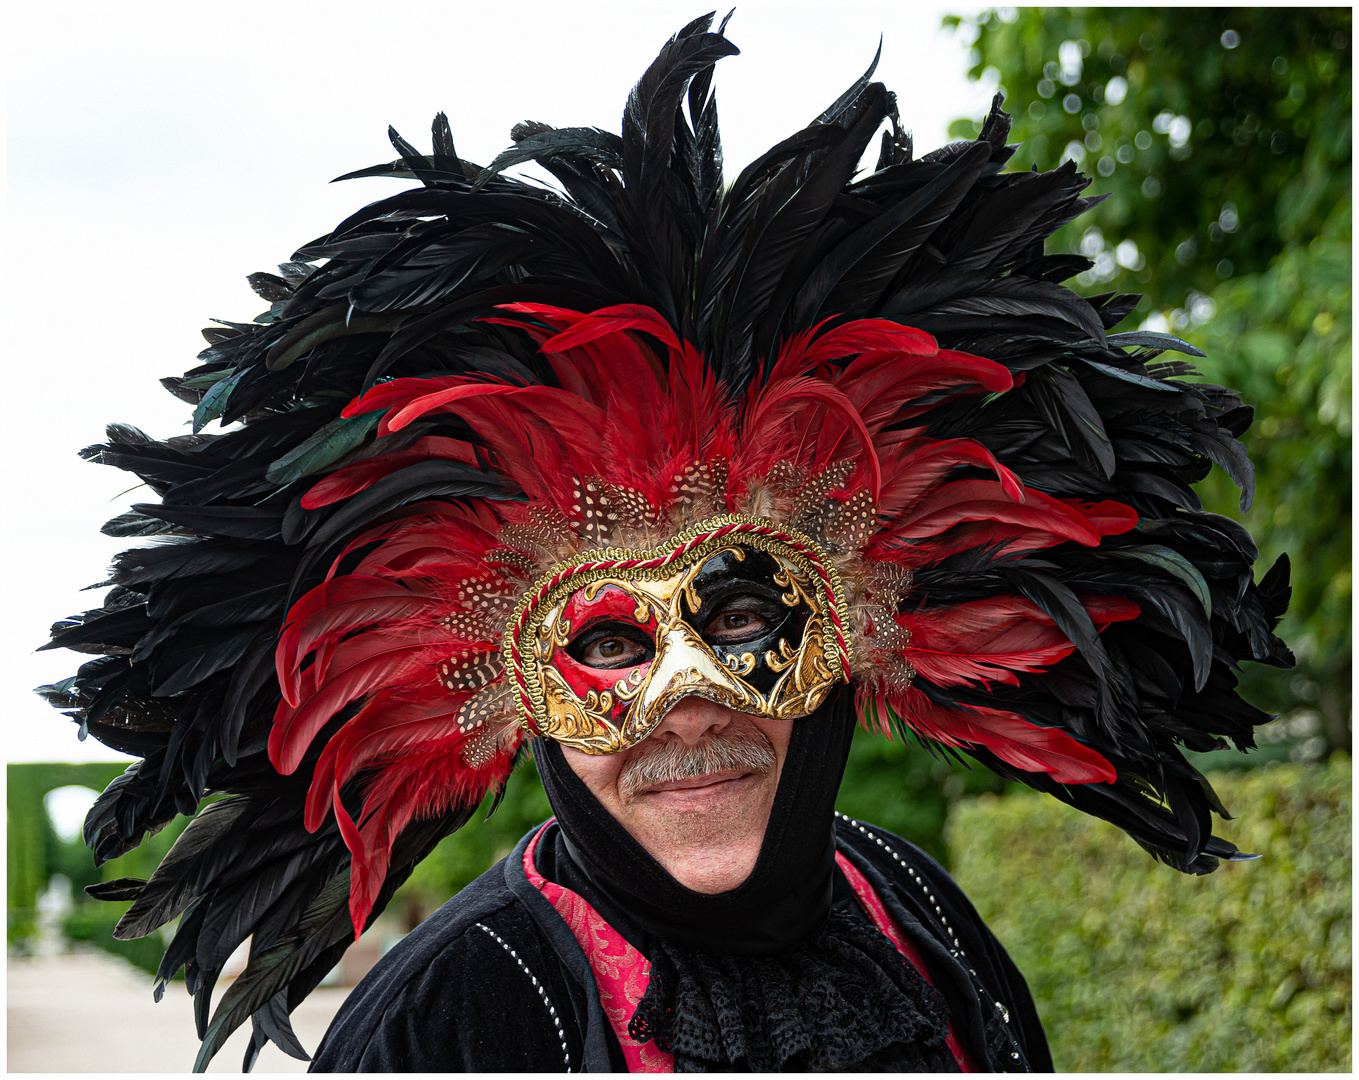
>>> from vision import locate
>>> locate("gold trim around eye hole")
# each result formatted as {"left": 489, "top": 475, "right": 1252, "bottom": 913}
{"left": 581, "top": 578, "right": 656, "bottom": 625}
{"left": 680, "top": 542, "right": 748, "bottom": 617}
{"left": 503, "top": 514, "right": 853, "bottom": 739}
{"left": 772, "top": 563, "right": 818, "bottom": 609}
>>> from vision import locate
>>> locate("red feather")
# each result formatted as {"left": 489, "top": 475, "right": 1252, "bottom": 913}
{"left": 898, "top": 596, "right": 1078, "bottom": 687}
{"left": 833, "top": 349, "right": 1014, "bottom": 426}
{"left": 735, "top": 376, "right": 883, "bottom": 500}
{"left": 862, "top": 684, "right": 1117, "bottom": 784}
{"left": 1080, "top": 593, "right": 1142, "bottom": 627}
{"left": 339, "top": 734, "right": 518, "bottom": 935}
{"left": 871, "top": 479, "right": 1102, "bottom": 555}
{"left": 383, "top": 383, "right": 600, "bottom": 438}
{"left": 341, "top": 375, "right": 465, "bottom": 421}
{"left": 269, "top": 631, "right": 448, "bottom": 775}
{"left": 334, "top": 507, "right": 503, "bottom": 580}
{"left": 274, "top": 577, "right": 439, "bottom": 704}
{"left": 306, "top": 694, "right": 468, "bottom": 830}
{"left": 801, "top": 318, "right": 941, "bottom": 362}
{"left": 1061, "top": 499, "right": 1140, "bottom": 537}
{"left": 874, "top": 436, "right": 1025, "bottom": 517}
{"left": 893, "top": 593, "right": 1137, "bottom": 688}
{"left": 533, "top": 302, "right": 684, "bottom": 356}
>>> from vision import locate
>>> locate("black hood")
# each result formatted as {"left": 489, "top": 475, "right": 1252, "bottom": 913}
{"left": 533, "top": 688, "right": 858, "bottom": 957}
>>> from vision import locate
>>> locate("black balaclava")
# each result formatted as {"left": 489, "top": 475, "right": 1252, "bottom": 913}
{"left": 533, "top": 689, "right": 958, "bottom": 1072}
{"left": 534, "top": 686, "right": 857, "bottom": 956}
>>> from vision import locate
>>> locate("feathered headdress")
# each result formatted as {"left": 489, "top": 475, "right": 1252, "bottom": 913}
{"left": 41, "top": 15, "right": 1291, "bottom": 1070}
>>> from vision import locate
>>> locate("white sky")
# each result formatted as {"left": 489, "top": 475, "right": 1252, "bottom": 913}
{"left": 6, "top": 0, "right": 989, "bottom": 763}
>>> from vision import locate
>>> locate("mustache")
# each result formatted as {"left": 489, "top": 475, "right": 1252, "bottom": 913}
{"left": 618, "top": 720, "right": 776, "bottom": 801}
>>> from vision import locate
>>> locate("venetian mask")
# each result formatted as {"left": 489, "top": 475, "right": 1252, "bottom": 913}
{"left": 503, "top": 516, "right": 853, "bottom": 753}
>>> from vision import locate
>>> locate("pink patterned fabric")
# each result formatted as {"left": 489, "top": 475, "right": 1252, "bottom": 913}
{"left": 523, "top": 824, "right": 975, "bottom": 1072}
{"left": 835, "top": 851, "right": 977, "bottom": 1072}
{"left": 524, "top": 824, "right": 674, "bottom": 1072}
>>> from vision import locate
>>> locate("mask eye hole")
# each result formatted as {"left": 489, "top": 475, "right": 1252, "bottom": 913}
{"left": 567, "top": 621, "right": 654, "bottom": 670}
{"left": 701, "top": 594, "right": 783, "bottom": 645}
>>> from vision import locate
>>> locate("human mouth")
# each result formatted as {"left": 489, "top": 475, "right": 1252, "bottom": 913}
{"left": 643, "top": 769, "right": 752, "bottom": 794}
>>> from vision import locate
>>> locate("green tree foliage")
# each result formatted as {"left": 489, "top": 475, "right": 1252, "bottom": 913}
{"left": 1192, "top": 201, "right": 1351, "bottom": 752}
{"left": 947, "top": 759, "right": 1352, "bottom": 1071}
{"left": 945, "top": 8, "right": 1352, "bottom": 751}
{"left": 945, "top": 8, "right": 1350, "bottom": 303}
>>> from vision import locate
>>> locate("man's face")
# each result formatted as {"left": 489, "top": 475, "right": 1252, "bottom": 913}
{"left": 561, "top": 697, "right": 793, "bottom": 893}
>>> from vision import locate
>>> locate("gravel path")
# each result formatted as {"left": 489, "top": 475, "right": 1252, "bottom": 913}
{"left": 8, "top": 950, "right": 349, "bottom": 1073}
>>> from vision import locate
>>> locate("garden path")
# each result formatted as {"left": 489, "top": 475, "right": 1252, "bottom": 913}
{"left": 7, "top": 949, "right": 347, "bottom": 1072}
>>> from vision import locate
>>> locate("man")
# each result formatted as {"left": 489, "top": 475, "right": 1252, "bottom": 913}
{"left": 310, "top": 692, "right": 1045, "bottom": 1070}
{"left": 43, "top": 15, "right": 1290, "bottom": 1073}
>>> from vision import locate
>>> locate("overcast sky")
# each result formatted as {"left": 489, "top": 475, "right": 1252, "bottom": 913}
{"left": 6, "top": 0, "right": 991, "bottom": 763}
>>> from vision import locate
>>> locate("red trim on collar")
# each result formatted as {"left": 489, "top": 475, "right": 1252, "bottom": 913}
{"left": 524, "top": 822, "right": 674, "bottom": 1072}
{"left": 524, "top": 822, "right": 977, "bottom": 1072}
{"left": 836, "top": 851, "right": 978, "bottom": 1071}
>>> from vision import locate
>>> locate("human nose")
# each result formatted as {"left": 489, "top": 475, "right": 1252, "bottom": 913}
{"left": 651, "top": 696, "right": 734, "bottom": 746}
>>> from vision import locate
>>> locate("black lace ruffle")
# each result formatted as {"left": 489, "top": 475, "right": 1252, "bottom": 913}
{"left": 628, "top": 909, "right": 960, "bottom": 1072}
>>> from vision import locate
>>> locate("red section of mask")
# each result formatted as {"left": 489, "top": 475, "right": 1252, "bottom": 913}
{"left": 550, "top": 584, "right": 657, "bottom": 721}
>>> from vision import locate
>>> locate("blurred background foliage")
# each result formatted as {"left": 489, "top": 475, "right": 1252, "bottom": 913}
{"left": 945, "top": 6, "right": 1352, "bottom": 759}
{"left": 948, "top": 759, "right": 1351, "bottom": 1071}
{"left": 10, "top": 762, "right": 195, "bottom": 974}
{"left": 11, "top": 7, "right": 1351, "bottom": 1068}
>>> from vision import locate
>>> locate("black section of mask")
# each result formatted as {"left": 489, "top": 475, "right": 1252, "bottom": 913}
{"left": 683, "top": 546, "right": 811, "bottom": 694}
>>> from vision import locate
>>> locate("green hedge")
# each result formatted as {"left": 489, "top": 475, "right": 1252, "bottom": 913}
{"left": 8, "top": 763, "right": 204, "bottom": 966}
{"left": 946, "top": 758, "right": 1352, "bottom": 1071}
{"left": 7, "top": 762, "right": 129, "bottom": 944}
{"left": 63, "top": 901, "right": 164, "bottom": 977}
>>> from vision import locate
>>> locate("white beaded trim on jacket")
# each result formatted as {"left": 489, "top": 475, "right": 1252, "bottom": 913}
{"left": 474, "top": 922, "right": 571, "bottom": 1070}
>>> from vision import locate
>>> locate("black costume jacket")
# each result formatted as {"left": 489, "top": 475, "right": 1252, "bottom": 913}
{"left": 311, "top": 816, "right": 1051, "bottom": 1072}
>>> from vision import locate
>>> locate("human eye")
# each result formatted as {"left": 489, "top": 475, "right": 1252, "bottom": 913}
{"left": 701, "top": 595, "right": 780, "bottom": 645}
{"left": 567, "top": 622, "right": 654, "bottom": 669}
